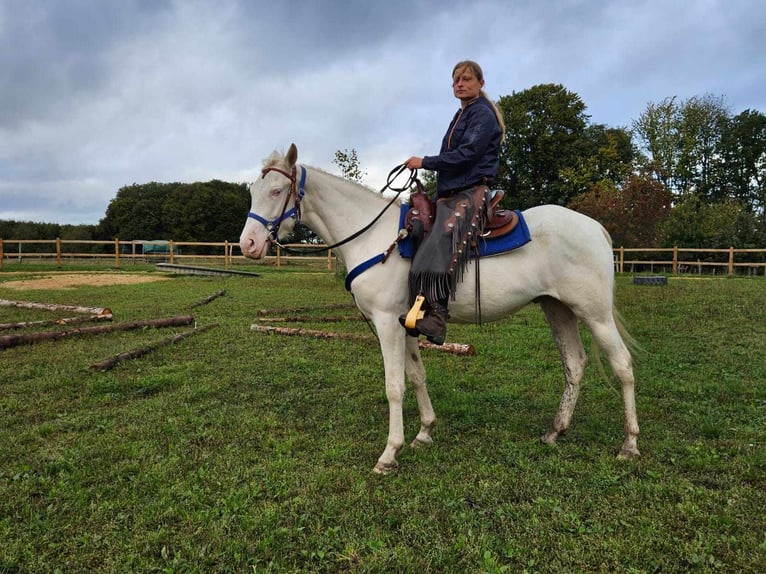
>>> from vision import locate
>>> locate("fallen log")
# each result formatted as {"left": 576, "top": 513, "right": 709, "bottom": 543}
{"left": 0, "top": 315, "right": 194, "bottom": 351}
{"left": 0, "top": 314, "right": 113, "bottom": 332}
{"left": 257, "top": 303, "right": 356, "bottom": 316}
{"left": 189, "top": 290, "right": 226, "bottom": 309}
{"left": 0, "top": 298, "right": 112, "bottom": 317}
{"left": 250, "top": 324, "right": 475, "bottom": 356}
{"left": 89, "top": 324, "right": 217, "bottom": 371}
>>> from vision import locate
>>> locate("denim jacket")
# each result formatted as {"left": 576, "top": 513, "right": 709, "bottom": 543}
{"left": 422, "top": 95, "right": 502, "bottom": 198}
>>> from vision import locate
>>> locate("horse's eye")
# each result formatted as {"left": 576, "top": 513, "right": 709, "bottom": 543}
{"left": 270, "top": 188, "right": 283, "bottom": 198}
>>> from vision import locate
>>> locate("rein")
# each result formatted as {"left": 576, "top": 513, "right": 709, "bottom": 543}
{"left": 248, "top": 163, "right": 418, "bottom": 255}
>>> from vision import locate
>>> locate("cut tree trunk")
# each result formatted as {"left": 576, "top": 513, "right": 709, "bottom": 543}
{"left": 89, "top": 324, "right": 217, "bottom": 371}
{"left": 189, "top": 290, "right": 226, "bottom": 309}
{"left": 250, "top": 324, "right": 475, "bottom": 356}
{"left": 0, "top": 298, "right": 112, "bottom": 317}
{"left": 0, "top": 315, "right": 194, "bottom": 350}
{"left": 0, "top": 314, "right": 112, "bottom": 332}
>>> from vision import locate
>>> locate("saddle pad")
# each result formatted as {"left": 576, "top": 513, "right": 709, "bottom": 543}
{"left": 397, "top": 205, "right": 531, "bottom": 259}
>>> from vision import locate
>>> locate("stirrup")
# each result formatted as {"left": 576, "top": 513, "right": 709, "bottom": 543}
{"left": 404, "top": 294, "right": 426, "bottom": 329}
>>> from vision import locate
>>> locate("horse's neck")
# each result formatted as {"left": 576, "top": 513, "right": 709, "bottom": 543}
{"left": 302, "top": 168, "right": 399, "bottom": 261}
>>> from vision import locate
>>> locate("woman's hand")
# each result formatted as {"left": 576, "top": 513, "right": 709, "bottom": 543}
{"left": 404, "top": 156, "right": 423, "bottom": 170}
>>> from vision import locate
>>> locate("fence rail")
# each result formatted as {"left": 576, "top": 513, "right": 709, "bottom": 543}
{"left": 1, "top": 238, "right": 765, "bottom": 276}
{"left": 0, "top": 239, "right": 335, "bottom": 270}
{"left": 614, "top": 246, "right": 766, "bottom": 276}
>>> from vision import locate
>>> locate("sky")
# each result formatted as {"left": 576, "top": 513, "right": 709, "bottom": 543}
{"left": 1, "top": 0, "right": 764, "bottom": 226}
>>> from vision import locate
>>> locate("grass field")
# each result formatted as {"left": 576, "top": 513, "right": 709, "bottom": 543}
{"left": 1, "top": 266, "right": 765, "bottom": 573}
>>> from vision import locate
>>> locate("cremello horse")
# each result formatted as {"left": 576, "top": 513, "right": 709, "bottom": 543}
{"left": 240, "top": 144, "right": 640, "bottom": 474}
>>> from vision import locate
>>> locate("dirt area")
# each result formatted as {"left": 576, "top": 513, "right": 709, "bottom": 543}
{"left": 0, "top": 272, "right": 170, "bottom": 290}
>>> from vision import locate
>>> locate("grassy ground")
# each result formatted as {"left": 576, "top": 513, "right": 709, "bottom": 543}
{"left": 1, "top": 266, "right": 764, "bottom": 573}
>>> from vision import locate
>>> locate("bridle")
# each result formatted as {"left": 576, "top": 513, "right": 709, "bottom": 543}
{"left": 246, "top": 164, "right": 307, "bottom": 244}
{"left": 246, "top": 163, "right": 418, "bottom": 253}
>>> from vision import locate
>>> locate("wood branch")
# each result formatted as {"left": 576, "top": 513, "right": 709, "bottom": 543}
{"left": 0, "top": 314, "right": 112, "bottom": 332}
{"left": 189, "top": 290, "right": 226, "bottom": 309}
{"left": 250, "top": 324, "right": 475, "bottom": 356}
{"left": 0, "top": 315, "right": 194, "bottom": 351}
{"left": 89, "top": 324, "right": 217, "bottom": 371}
{"left": 257, "top": 303, "right": 355, "bottom": 316}
{"left": 0, "top": 298, "right": 112, "bottom": 317}
{"left": 418, "top": 340, "right": 475, "bottom": 355}
{"left": 252, "top": 315, "right": 363, "bottom": 323}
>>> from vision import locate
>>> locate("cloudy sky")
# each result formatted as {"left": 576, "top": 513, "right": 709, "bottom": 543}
{"left": 1, "top": 0, "right": 764, "bottom": 225}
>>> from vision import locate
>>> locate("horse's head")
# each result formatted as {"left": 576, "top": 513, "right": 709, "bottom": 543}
{"left": 239, "top": 143, "right": 303, "bottom": 259}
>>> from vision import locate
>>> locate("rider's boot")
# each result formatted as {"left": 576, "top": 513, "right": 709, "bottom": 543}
{"left": 414, "top": 303, "right": 449, "bottom": 345}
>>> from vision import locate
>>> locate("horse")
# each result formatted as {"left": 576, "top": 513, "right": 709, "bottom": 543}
{"left": 239, "top": 144, "right": 640, "bottom": 474}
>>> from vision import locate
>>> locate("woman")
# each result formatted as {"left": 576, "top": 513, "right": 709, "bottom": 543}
{"left": 400, "top": 60, "right": 505, "bottom": 344}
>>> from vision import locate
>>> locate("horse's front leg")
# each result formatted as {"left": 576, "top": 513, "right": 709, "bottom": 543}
{"left": 405, "top": 336, "right": 436, "bottom": 448}
{"left": 373, "top": 315, "right": 409, "bottom": 475}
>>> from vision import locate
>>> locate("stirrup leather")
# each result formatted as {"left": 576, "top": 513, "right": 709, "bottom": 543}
{"left": 404, "top": 294, "right": 426, "bottom": 329}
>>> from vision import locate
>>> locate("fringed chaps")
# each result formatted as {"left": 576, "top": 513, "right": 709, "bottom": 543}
{"left": 408, "top": 185, "right": 489, "bottom": 309}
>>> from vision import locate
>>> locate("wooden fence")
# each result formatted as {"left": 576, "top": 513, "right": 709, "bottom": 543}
{"left": 0, "top": 239, "right": 335, "bottom": 270}
{"left": 614, "top": 246, "right": 766, "bottom": 276}
{"left": 1, "top": 238, "right": 765, "bottom": 276}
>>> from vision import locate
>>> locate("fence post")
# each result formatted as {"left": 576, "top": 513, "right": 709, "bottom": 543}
{"left": 728, "top": 246, "right": 734, "bottom": 275}
{"left": 673, "top": 246, "right": 678, "bottom": 274}
{"left": 327, "top": 249, "right": 332, "bottom": 270}
{"left": 114, "top": 238, "right": 120, "bottom": 268}
{"left": 224, "top": 240, "right": 230, "bottom": 268}
{"left": 276, "top": 244, "right": 282, "bottom": 268}
{"left": 619, "top": 246, "right": 624, "bottom": 273}
{"left": 0, "top": 238, "right": 3, "bottom": 268}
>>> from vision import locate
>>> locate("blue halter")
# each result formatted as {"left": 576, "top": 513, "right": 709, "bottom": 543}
{"left": 247, "top": 165, "right": 307, "bottom": 241}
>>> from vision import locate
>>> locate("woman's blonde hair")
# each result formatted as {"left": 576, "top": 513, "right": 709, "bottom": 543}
{"left": 452, "top": 60, "right": 506, "bottom": 142}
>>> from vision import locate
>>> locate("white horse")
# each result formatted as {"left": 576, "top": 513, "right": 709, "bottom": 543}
{"left": 240, "top": 144, "right": 640, "bottom": 474}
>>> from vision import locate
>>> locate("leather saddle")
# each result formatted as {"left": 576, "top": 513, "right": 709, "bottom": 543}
{"left": 483, "top": 190, "right": 519, "bottom": 239}
{"left": 405, "top": 187, "right": 519, "bottom": 242}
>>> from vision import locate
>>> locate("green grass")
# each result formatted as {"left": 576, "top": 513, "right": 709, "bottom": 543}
{"left": 1, "top": 267, "right": 765, "bottom": 573}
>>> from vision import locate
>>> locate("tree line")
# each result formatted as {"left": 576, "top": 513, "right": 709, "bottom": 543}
{"left": 2, "top": 85, "right": 765, "bottom": 249}
{"left": 493, "top": 86, "right": 765, "bottom": 248}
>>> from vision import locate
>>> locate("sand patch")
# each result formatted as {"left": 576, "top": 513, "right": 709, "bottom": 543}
{"left": 1, "top": 273, "right": 170, "bottom": 290}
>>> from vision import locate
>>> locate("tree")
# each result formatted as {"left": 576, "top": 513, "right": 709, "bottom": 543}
{"left": 162, "top": 180, "right": 249, "bottom": 245}
{"left": 97, "top": 182, "right": 176, "bottom": 240}
{"left": 568, "top": 175, "right": 672, "bottom": 247}
{"left": 717, "top": 109, "right": 766, "bottom": 213}
{"left": 659, "top": 196, "right": 762, "bottom": 248}
{"left": 559, "top": 124, "right": 636, "bottom": 200}
{"left": 633, "top": 94, "right": 730, "bottom": 201}
{"left": 332, "top": 148, "right": 366, "bottom": 183}
{"left": 496, "top": 84, "right": 590, "bottom": 208}
{"left": 96, "top": 180, "right": 248, "bottom": 243}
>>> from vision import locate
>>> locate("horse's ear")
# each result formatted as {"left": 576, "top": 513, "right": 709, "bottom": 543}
{"left": 286, "top": 143, "right": 298, "bottom": 167}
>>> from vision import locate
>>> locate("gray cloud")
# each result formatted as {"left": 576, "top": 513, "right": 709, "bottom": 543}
{"left": 1, "top": 0, "right": 764, "bottom": 224}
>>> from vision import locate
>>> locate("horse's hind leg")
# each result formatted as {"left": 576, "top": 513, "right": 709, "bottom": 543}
{"left": 405, "top": 337, "right": 436, "bottom": 448}
{"left": 586, "top": 315, "right": 640, "bottom": 458}
{"left": 539, "top": 297, "right": 588, "bottom": 445}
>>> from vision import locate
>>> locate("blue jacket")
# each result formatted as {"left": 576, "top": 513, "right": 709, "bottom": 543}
{"left": 422, "top": 95, "right": 502, "bottom": 198}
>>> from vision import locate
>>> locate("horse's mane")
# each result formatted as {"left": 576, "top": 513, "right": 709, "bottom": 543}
{"left": 262, "top": 150, "right": 404, "bottom": 203}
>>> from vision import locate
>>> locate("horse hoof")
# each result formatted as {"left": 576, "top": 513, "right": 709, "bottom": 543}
{"left": 410, "top": 436, "right": 432, "bottom": 449}
{"left": 617, "top": 447, "right": 640, "bottom": 460}
{"left": 540, "top": 432, "right": 558, "bottom": 445}
{"left": 373, "top": 460, "right": 399, "bottom": 475}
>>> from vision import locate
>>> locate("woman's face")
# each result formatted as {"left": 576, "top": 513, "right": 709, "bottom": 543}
{"left": 452, "top": 66, "right": 484, "bottom": 103}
